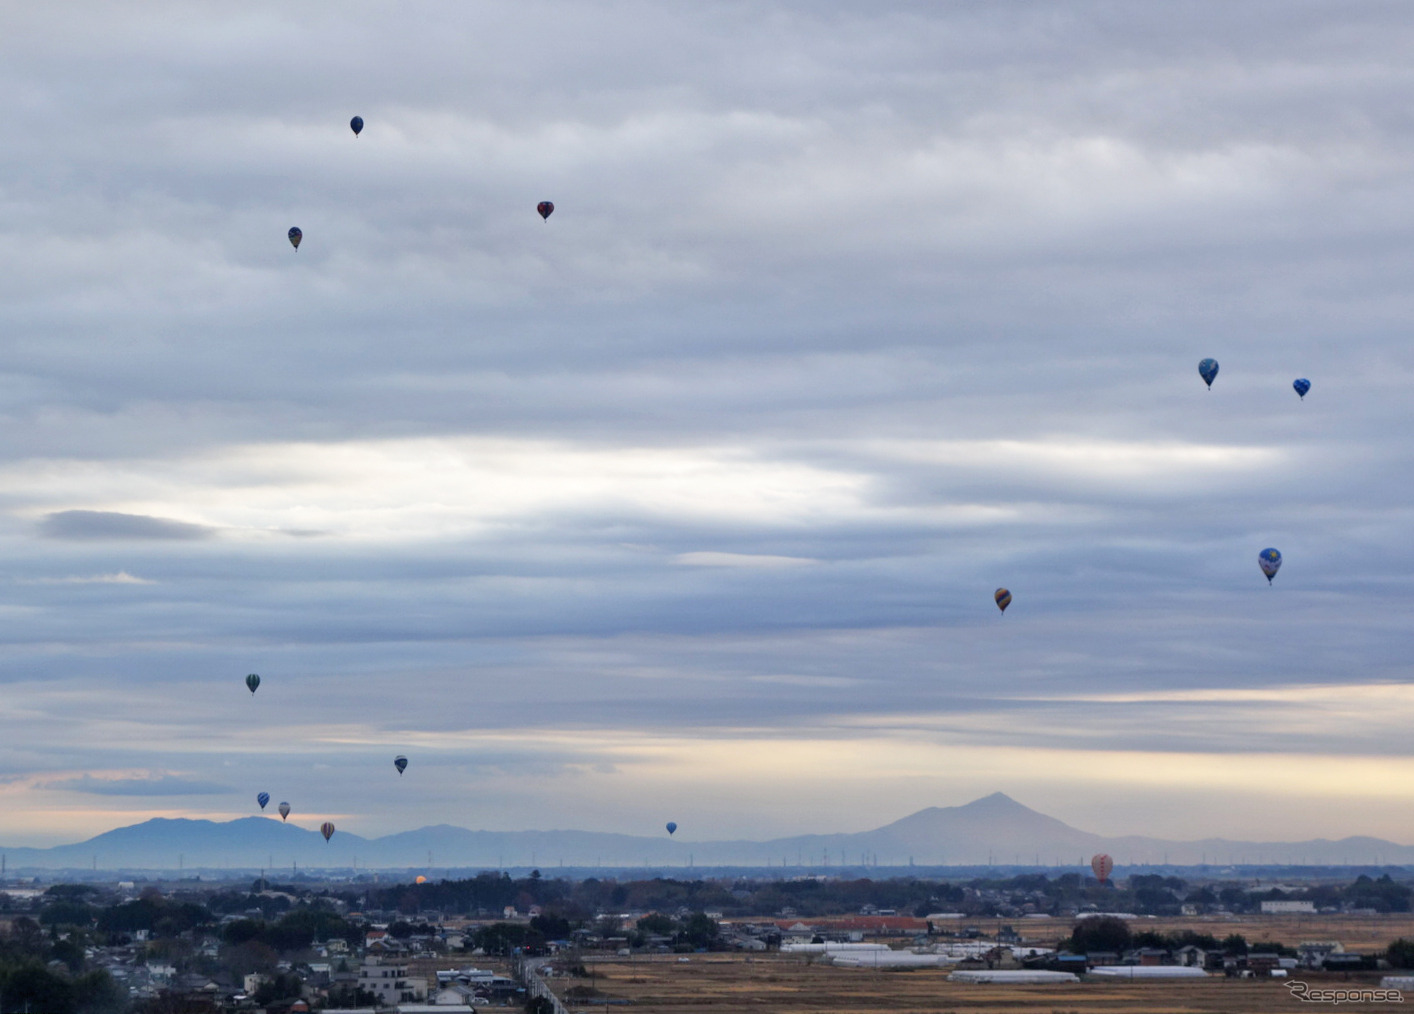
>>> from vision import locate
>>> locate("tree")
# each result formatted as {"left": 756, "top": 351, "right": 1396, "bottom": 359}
{"left": 1067, "top": 916, "right": 1131, "bottom": 954}
{"left": 1221, "top": 933, "right": 1248, "bottom": 955}
{"left": 679, "top": 913, "right": 719, "bottom": 950}
{"left": 253, "top": 971, "right": 304, "bottom": 1004}
{"left": 636, "top": 914, "right": 676, "bottom": 936}
{"left": 530, "top": 913, "right": 574, "bottom": 941}
{"left": 1388, "top": 939, "right": 1414, "bottom": 969}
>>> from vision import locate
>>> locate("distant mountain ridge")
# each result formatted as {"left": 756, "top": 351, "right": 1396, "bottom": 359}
{"left": 2, "top": 792, "right": 1411, "bottom": 871}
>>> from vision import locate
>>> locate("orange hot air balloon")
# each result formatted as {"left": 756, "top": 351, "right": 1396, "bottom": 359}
{"left": 415, "top": 875, "right": 427, "bottom": 884}
{"left": 320, "top": 821, "right": 335, "bottom": 842}
{"left": 1091, "top": 853, "right": 1113, "bottom": 885}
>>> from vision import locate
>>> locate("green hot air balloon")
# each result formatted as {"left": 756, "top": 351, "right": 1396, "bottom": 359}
{"left": 246, "top": 673, "right": 260, "bottom": 694}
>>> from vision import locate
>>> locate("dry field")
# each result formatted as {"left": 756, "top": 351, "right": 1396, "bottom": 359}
{"left": 925, "top": 913, "right": 1414, "bottom": 952}
{"left": 553, "top": 954, "right": 1363, "bottom": 1014}
{"left": 541, "top": 915, "right": 1414, "bottom": 1014}
{"left": 553, "top": 954, "right": 1408, "bottom": 1014}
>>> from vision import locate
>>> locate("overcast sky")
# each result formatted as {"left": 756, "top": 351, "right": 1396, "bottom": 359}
{"left": 3, "top": 1, "right": 1414, "bottom": 852}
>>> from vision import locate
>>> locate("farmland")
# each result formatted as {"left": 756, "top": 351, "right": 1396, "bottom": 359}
{"left": 551, "top": 953, "right": 1390, "bottom": 1014}
{"left": 542, "top": 914, "right": 1414, "bottom": 1014}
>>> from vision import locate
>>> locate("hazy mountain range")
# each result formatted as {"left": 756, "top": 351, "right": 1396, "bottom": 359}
{"left": 3, "top": 793, "right": 1412, "bottom": 872}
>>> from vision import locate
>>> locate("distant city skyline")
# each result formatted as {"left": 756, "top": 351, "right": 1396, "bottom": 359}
{"left": 3, "top": 3, "right": 1414, "bottom": 848}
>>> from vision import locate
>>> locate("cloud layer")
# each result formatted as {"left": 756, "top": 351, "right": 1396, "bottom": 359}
{"left": 0, "top": 2, "right": 1413, "bottom": 848}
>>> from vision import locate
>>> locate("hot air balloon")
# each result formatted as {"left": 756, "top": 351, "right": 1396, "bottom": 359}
{"left": 666, "top": 822, "right": 677, "bottom": 836}
{"left": 246, "top": 673, "right": 260, "bottom": 694}
{"left": 994, "top": 588, "right": 1012, "bottom": 613}
{"left": 1091, "top": 853, "right": 1113, "bottom": 885}
{"left": 320, "top": 821, "right": 335, "bottom": 842}
{"left": 278, "top": 801, "right": 291, "bottom": 821}
{"left": 257, "top": 792, "right": 270, "bottom": 811}
{"left": 1293, "top": 378, "right": 1311, "bottom": 400}
{"left": 288, "top": 227, "right": 302, "bottom": 251}
{"left": 415, "top": 875, "right": 427, "bottom": 884}
{"left": 1198, "top": 358, "right": 1218, "bottom": 389}
{"left": 1259, "top": 548, "right": 1282, "bottom": 584}
{"left": 537, "top": 201, "right": 554, "bottom": 220}
{"left": 350, "top": 115, "right": 363, "bottom": 137}
{"left": 394, "top": 755, "right": 408, "bottom": 776}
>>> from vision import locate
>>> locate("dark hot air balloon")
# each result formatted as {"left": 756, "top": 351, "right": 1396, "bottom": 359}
{"left": 1259, "top": 548, "right": 1282, "bottom": 584}
{"left": 350, "top": 116, "right": 363, "bottom": 137}
{"left": 246, "top": 673, "right": 260, "bottom": 694}
{"left": 1091, "top": 853, "right": 1113, "bottom": 885}
{"left": 320, "top": 821, "right": 335, "bottom": 842}
{"left": 537, "top": 201, "right": 554, "bottom": 220}
{"left": 666, "top": 822, "right": 677, "bottom": 835}
{"left": 288, "top": 227, "right": 302, "bottom": 251}
{"left": 1293, "top": 378, "right": 1311, "bottom": 400}
{"left": 1198, "top": 358, "right": 1218, "bottom": 389}
{"left": 994, "top": 588, "right": 1012, "bottom": 613}
{"left": 257, "top": 792, "right": 270, "bottom": 810}
{"left": 278, "top": 801, "right": 290, "bottom": 821}
{"left": 394, "top": 755, "right": 408, "bottom": 776}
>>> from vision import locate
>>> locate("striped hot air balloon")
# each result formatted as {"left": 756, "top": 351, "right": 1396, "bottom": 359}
{"left": 1091, "top": 853, "right": 1113, "bottom": 885}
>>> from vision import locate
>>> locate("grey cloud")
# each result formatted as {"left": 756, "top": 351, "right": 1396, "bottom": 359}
{"left": 49, "top": 775, "right": 233, "bottom": 797}
{"left": 39, "top": 510, "right": 218, "bottom": 541}
{"left": 0, "top": 2, "right": 1413, "bottom": 844}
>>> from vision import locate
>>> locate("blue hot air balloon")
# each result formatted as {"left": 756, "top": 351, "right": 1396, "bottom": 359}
{"left": 1293, "top": 378, "right": 1311, "bottom": 400}
{"left": 666, "top": 822, "right": 677, "bottom": 836}
{"left": 350, "top": 115, "right": 363, "bottom": 137}
{"left": 1259, "top": 548, "right": 1282, "bottom": 584}
{"left": 1198, "top": 358, "right": 1219, "bottom": 389}
{"left": 288, "top": 227, "right": 302, "bottom": 251}
{"left": 394, "top": 755, "right": 408, "bottom": 776}
{"left": 257, "top": 792, "right": 270, "bottom": 810}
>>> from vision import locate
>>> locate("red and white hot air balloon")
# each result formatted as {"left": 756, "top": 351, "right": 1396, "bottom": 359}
{"left": 1091, "top": 853, "right": 1113, "bottom": 885}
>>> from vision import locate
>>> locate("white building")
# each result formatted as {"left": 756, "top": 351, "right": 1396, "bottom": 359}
{"left": 359, "top": 956, "right": 427, "bottom": 1005}
{"left": 1261, "top": 900, "right": 1316, "bottom": 914}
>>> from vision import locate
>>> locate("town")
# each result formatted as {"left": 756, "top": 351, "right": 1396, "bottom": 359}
{"left": 5, "top": 868, "right": 1414, "bottom": 1014}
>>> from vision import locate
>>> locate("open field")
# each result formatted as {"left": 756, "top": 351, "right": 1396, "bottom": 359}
{"left": 921, "top": 913, "right": 1414, "bottom": 952}
{"left": 543, "top": 915, "right": 1414, "bottom": 1013}
{"left": 553, "top": 954, "right": 1392, "bottom": 1014}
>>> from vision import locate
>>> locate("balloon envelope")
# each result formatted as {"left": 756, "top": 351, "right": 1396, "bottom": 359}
{"left": 278, "top": 801, "right": 290, "bottom": 821}
{"left": 394, "top": 755, "right": 408, "bottom": 775}
{"left": 321, "top": 822, "right": 335, "bottom": 842}
{"left": 1091, "top": 853, "right": 1113, "bottom": 883}
{"left": 537, "top": 201, "right": 554, "bottom": 220}
{"left": 994, "top": 588, "right": 1012, "bottom": 613}
{"left": 288, "top": 227, "right": 302, "bottom": 250}
{"left": 1293, "top": 378, "right": 1311, "bottom": 399}
{"left": 350, "top": 115, "right": 363, "bottom": 136}
{"left": 1198, "top": 358, "right": 1218, "bottom": 388}
{"left": 257, "top": 792, "right": 270, "bottom": 810}
{"left": 666, "top": 822, "right": 677, "bottom": 835}
{"left": 246, "top": 673, "right": 260, "bottom": 694}
{"left": 1259, "top": 547, "right": 1282, "bottom": 583}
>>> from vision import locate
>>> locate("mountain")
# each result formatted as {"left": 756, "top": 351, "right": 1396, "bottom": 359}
{"left": 3, "top": 793, "right": 1412, "bottom": 871}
